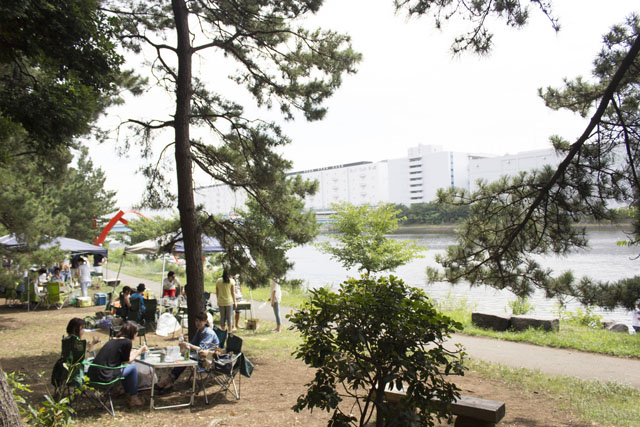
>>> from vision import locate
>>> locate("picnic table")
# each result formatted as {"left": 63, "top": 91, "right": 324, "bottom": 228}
{"left": 137, "top": 349, "right": 198, "bottom": 410}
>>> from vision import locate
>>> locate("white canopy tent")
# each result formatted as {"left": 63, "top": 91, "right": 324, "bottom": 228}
{"left": 116, "top": 234, "right": 224, "bottom": 285}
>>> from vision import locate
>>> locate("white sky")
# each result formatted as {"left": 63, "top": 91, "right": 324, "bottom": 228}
{"left": 87, "top": 0, "right": 640, "bottom": 210}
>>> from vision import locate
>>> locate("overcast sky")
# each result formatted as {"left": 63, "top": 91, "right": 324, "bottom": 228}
{"left": 87, "top": 0, "right": 640, "bottom": 210}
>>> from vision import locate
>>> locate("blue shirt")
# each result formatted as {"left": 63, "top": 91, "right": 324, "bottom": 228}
{"left": 130, "top": 292, "right": 145, "bottom": 314}
{"left": 190, "top": 326, "right": 219, "bottom": 358}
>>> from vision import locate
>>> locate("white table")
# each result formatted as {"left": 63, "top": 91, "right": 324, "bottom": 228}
{"left": 137, "top": 353, "right": 198, "bottom": 410}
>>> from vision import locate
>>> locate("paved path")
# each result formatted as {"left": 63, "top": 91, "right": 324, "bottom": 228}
{"left": 108, "top": 268, "right": 640, "bottom": 389}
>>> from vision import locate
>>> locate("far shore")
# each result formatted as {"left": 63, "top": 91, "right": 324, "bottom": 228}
{"left": 318, "top": 221, "right": 634, "bottom": 235}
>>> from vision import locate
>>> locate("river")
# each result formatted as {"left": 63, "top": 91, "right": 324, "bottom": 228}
{"left": 285, "top": 229, "right": 639, "bottom": 327}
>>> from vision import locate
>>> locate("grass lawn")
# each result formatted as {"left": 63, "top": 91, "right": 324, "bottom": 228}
{"left": 1, "top": 302, "right": 638, "bottom": 426}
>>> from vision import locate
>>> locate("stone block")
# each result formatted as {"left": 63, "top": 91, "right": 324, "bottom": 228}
{"left": 608, "top": 323, "right": 629, "bottom": 333}
{"left": 471, "top": 312, "right": 511, "bottom": 331}
{"left": 510, "top": 316, "right": 559, "bottom": 332}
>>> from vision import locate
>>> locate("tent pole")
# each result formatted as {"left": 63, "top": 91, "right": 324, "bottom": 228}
{"left": 116, "top": 254, "right": 124, "bottom": 281}
{"left": 161, "top": 254, "right": 166, "bottom": 287}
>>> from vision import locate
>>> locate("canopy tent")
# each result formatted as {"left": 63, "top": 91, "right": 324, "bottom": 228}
{"left": 116, "top": 233, "right": 224, "bottom": 283}
{"left": 123, "top": 234, "right": 223, "bottom": 255}
{"left": 0, "top": 235, "right": 108, "bottom": 312}
{"left": 0, "top": 235, "right": 108, "bottom": 256}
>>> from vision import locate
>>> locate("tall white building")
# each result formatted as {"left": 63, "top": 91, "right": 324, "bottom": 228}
{"left": 387, "top": 144, "right": 475, "bottom": 206}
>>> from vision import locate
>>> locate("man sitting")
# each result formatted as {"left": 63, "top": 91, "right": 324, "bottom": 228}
{"left": 129, "top": 283, "right": 146, "bottom": 322}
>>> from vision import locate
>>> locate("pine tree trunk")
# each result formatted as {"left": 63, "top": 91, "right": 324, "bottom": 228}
{"left": 171, "top": 0, "right": 204, "bottom": 340}
{"left": 0, "top": 366, "right": 23, "bottom": 427}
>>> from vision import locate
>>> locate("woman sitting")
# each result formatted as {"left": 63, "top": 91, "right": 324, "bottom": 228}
{"left": 66, "top": 317, "right": 100, "bottom": 352}
{"left": 87, "top": 321, "right": 148, "bottom": 407}
{"left": 155, "top": 311, "right": 219, "bottom": 392}
{"left": 118, "top": 286, "right": 132, "bottom": 319}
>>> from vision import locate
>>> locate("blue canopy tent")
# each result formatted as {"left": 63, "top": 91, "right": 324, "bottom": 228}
{"left": 0, "top": 235, "right": 108, "bottom": 311}
{"left": 0, "top": 235, "right": 108, "bottom": 256}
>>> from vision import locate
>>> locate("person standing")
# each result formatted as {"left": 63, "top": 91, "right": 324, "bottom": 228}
{"left": 633, "top": 302, "right": 640, "bottom": 333}
{"left": 233, "top": 274, "right": 243, "bottom": 329}
{"left": 77, "top": 257, "right": 91, "bottom": 297}
{"left": 215, "top": 269, "right": 236, "bottom": 331}
{"left": 269, "top": 279, "right": 282, "bottom": 333}
{"left": 162, "top": 271, "right": 181, "bottom": 298}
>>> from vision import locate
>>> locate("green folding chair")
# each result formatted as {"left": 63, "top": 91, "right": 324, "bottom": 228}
{"left": 51, "top": 336, "right": 125, "bottom": 416}
{"left": 44, "top": 282, "right": 65, "bottom": 309}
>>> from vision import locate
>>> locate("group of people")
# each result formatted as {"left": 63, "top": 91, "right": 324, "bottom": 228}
{"left": 64, "top": 308, "right": 219, "bottom": 406}
{"left": 118, "top": 283, "right": 147, "bottom": 321}
{"left": 32, "top": 254, "right": 106, "bottom": 299}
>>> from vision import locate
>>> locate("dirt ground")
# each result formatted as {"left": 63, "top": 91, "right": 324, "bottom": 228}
{"left": 0, "top": 304, "right": 590, "bottom": 426}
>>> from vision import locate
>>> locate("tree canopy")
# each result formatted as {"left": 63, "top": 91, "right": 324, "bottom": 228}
{"left": 102, "top": 0, "right": 361, "bottom": 335}
{"left": 318, "top": 203, "right": 424, "bottom": 275}
{"left": 429, "top": 16, "right": 640, "bottom": 310}
{"left": 0, "top": 0, "right": 128, "bottom": 247}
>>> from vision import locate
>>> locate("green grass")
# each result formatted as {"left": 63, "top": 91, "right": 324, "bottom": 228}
{"left": 468, "top": 358, "right": 640, "bottom": 427}
{"left": 462, "top": 323, "right": 640, "bottom": 358}
{"left": 430, "top": 290, "right": 640, "bottom": 358}
{"left": 240, "top": 319, "right": 303, "bottom": 360}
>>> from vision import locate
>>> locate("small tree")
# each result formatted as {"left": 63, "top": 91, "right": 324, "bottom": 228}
{"left": 290, "top": 275, "right": 464, "bottom": 427}
{"left": 318, "top": 203, "right": 424, "bottom": 276}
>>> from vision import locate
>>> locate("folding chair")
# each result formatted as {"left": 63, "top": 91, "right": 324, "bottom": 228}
{"left": 44, "top": 282, "right": 65, "bottom": 309}
{"left": 142, "top": 298, "right": 158, "bottom": 331}
{"left": 197, "top": 333, "right": 243, "bottom": 403}
{"left": 51, "top": 336, "right": 125, "bottom": 416}
{"left": 21, "top": 282, "right": 43, "bottom": 310}
{"left": 128, "top": 298, "right": 142, "bottom": 322}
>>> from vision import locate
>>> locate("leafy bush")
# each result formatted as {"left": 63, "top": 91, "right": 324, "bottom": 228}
{"left": 6, "top": 365, "right": 86, "bottom": 426}
{"left": 564, "top": 306, "right": 603, "bottom": 329}
{"left": 507, "top": 297, "right": 534, "bottom": 315}
{"left": 290, "top": 275, "right": 465, "bottom": 427}
{"left": 432, "top": 289, "right": 477, "bottom": 326}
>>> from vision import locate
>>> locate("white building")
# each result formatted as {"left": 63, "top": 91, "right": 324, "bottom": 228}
{"left": 468, "top": 148, "right": 562, "bottom": 192}
{"left": 195, "top": 145, "right": 565, "bottom": 215}
{"left": 387, "top": 144, "right": 476, "bottom": 206}
{"left": 195, "top": 161, "right": 389, "bottom": 215}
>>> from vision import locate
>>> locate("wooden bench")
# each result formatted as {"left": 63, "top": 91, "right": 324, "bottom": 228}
{"left": 385, "top": 387, "right": 506, "bottom": 427}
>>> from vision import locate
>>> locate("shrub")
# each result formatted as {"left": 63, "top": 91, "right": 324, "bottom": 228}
{"left": 290, "top": 275, "right": 465, "bottom": 427}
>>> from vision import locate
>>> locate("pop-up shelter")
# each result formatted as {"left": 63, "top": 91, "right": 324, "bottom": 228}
{"left": 0, "top": 235, "right": 108, "bottom": 257}
{"left": 116, "top": 233, "right": 224, "bottom": 283}
{"left": 0, "top": 235, "right": 108, "bottom": 311}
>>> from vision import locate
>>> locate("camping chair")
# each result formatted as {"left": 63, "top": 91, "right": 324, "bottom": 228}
{"left": 142, "top": 298, "right": 158, "bottom": 331}
{"left": 197, "top": 333, "right": 244, "bottom": 403}
{"left": 51, "top": 336, "right": 125, "bottom": 416}
{"left": 44, "top": 282, "right": 66, "bottom": 309}
{"left": 21, "top": 282, "right": 43, "bottom": 310}
{"left": 2, "top": 280, "right": 19, "bottom": 305}
{"left": 128, "top": 297, "right": 142, "bottom": 322}
{"left": 213, "top": 326, "right": 227, "bottom": 349}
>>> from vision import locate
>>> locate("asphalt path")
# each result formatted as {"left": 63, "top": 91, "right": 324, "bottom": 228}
{"left": 107, "top": 268, "right": 640, "bottom": 390}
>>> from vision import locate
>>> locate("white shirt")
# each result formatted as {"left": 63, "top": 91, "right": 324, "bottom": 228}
{"left": 78, "top": 263, "right": 91, "bottom": 282}
{"left": 163, "top": 276, "right": 181, "bottom": 290}
{"left": 270, "top": 280, "right": 282, "bottom": 303}
{"left": 632, "top": 309, "right": 640, "bottom": 328}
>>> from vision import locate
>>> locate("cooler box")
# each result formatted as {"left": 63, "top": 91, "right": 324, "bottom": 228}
{"left": 93, "top": 293, "right": 107, "bottom": 306}
{"left": 76, "top": 297, "right": 91, "bottom": 307}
